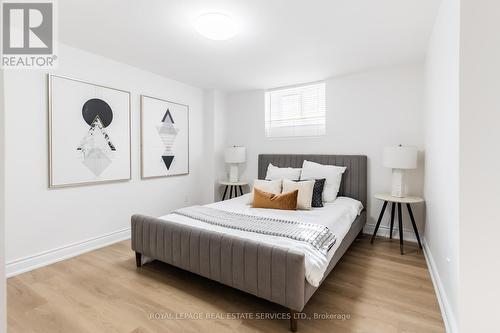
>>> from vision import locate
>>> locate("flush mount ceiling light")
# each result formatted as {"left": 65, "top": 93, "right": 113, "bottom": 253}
{"left": 195, "top": 13, "right": 238, "bottom": 40}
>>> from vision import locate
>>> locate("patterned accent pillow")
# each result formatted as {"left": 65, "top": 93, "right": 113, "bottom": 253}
{"left": 312, "top": 179, "right": 326, "bottom": 208}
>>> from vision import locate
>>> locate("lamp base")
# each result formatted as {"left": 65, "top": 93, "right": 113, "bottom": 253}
{"left": 229, "top": 164, "right": 239, "bottom": 183}
{"left": 391, "top": 169, "right": 406, "bottom": 197}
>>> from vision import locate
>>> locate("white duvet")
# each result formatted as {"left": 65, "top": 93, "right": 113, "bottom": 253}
{"left": 158, "top": 194, "right": 363, "bottom": 287}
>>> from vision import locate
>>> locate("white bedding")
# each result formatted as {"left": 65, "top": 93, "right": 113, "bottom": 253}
{"left": 158, "top": 194, "right": 363, "bottom": 287}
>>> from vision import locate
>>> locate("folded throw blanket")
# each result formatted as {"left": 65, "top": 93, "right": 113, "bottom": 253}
{"left": 173, "top": 205, "right": 336, "bottom": 255}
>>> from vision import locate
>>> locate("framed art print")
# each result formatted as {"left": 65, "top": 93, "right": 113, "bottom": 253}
{"left": 141, "top": 95, "right": 189, "bottom": 178}
{"left": 48, "top": 74, "right": 131, "bottom": 188}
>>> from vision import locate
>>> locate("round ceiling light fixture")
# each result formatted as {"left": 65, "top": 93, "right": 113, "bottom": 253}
{"left": 195, "top": 13, "right": 238, "bottom": 40}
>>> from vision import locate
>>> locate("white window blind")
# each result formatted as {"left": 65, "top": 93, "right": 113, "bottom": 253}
{"left": 265, "top": 82, "right": 326, "bottom": 138}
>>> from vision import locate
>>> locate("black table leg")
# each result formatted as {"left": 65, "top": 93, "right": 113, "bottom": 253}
{"left": 229, "top": 186, "right": 233, "bottom": 199}
{"left": 398, "top": 203, "right": 404, "bottom": 254}
{"left": 239, "top": 185, "right": 243, "bottom": 196}
{"left": 222, "top": 185, "right": 229, "bottom": 201}
{"left": 389, "top": 202, "right": 395, "bottom": 239}
{"left": 371, "top": 201, "right": 388, "bottom": 244}
{"left": 406, "top": 203, "right": 423, "bottom": 249}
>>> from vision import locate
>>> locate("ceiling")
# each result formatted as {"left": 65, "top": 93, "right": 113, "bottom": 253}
{"left": 58, "top": 0, "right": 440, "bottom": 91}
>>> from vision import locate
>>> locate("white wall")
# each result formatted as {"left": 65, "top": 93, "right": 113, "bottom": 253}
{"left": 225, "top": 64, "right": 425, "bottom": 235}
{"left": 203, "top": 91, "right": 216, "bottom": 202}
{"left": 460, "top": 1, "right": 500, "bottom": 331}
{"left": 3, "top": 43, "right": 209, "bottom": 275}
{"left": 423, "top": 1, "right": 460, "bottom": 332}
{"left": 213, "top": 91, "right": 228, "bottom": 200}
{"left": 203, "top": 89, "right": 228, "bottom": 202}
{"left": 0, "top": 69, "right": 7, "bottom": 333}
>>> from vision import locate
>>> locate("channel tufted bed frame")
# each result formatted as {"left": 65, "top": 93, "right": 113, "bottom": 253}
{"left": 131, "top": 154, "right": 367, "bottom": 331}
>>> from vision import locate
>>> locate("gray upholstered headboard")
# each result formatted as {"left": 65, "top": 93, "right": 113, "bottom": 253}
{"left": 258, "top": 154, "right": 367, "bottom": 208}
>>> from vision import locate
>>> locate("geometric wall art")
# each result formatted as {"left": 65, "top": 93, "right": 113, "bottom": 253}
{"left": 140, "top": 95, "right": 189, "bottom": 178}
{"left": 48, "top": 74, "right": 131, "bottom": 188}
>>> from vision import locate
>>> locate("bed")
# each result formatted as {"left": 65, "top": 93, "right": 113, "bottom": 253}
{"left": 131, "top": 154, "right": 367, "bottom": 331}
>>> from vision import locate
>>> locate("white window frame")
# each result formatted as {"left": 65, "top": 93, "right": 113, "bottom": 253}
{"left": 264, "top": 82, "right": 326, "bottom": 138}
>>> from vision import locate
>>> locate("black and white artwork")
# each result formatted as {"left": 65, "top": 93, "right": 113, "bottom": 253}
{"left": 49, "top": 75, "right": 131, "bottom": 187}
{"left": 141, "top": 95, "right": 189, "bottom": 178}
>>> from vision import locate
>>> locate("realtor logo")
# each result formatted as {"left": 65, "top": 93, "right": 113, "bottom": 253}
{"left": 1, "top": 1, "right": 57, "bottom": 68}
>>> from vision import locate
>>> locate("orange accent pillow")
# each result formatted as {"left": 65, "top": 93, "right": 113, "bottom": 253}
{"left": 252, "top": 188, "right": 298, "bottom": 210}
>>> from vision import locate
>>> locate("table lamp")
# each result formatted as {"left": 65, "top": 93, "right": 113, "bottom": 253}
{"left": 383, "top": 145, "right": 417, "bottom": 197}
{"left": 225, "top": 146, "right": 246, "bottom": 182}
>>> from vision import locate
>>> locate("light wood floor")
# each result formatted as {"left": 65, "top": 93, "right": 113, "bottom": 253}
{"left": 7, "top": 235, "right": 445, "bottom": 333}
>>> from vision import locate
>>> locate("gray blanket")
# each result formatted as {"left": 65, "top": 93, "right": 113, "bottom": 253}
{"left": 173, "top": 206, "right": 336, "bottom": 255}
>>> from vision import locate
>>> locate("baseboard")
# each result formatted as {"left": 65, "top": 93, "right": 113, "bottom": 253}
{"left": 363, "top": 223, "right": 418, "bottom": 243}
{"left": 6, "top": 228, "right": 131, "bottom": 277}
{"left": 422, "top": 238, "right": 458, "bottom": 333}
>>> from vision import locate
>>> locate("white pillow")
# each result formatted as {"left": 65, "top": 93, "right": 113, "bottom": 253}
{"left": 248, "top": 179, "right": 282, "bottom": 204}
{"left": 282, "top": 179, "right": 315, "bottom": 210}
{"left": 300, "top": 160, "right": 346, "bottom": 202}
{"left": 265, "top": 163, "right": 301, "bottom": 181}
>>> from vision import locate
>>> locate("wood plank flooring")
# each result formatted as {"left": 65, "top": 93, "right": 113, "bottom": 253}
{"left": 7, "top": 235, "right": 445, "bottom": 333}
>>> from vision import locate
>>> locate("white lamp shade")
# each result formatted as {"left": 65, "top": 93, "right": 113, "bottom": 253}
{"left": 224, "top": 146, "right": 246, "bottom": 163}
{"left": 383, "top": 146, "right": 417, "bottom": 169}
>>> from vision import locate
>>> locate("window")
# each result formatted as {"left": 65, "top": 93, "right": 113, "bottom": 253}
{"left": 265, "top": 82, "right": 326, "bottom": 138}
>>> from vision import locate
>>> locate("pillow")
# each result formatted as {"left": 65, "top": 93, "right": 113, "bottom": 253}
{"left": 252, "top": 188, "right": 298, "bottom": 210}
{"left": 300, "top": 160, "right": 346, "bottom": 202}
{"left": 282, "top": 179, "right": 315, "bottom": 210}
{"left": 311, "top": 178, "right": 326, "bottom": 208}
{"left": 248, "top": 179, "right": 282, "bottom": 204}
{"left": 265, "top": 163, "right": 301, "bottom": 181}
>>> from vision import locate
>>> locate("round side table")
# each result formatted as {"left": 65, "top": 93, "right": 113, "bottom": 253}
{"left": 370, "top": 193, "right": 424, "bottom": 254}
{"left": 219, "top": 181, "right": 248, "bottom": 201}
